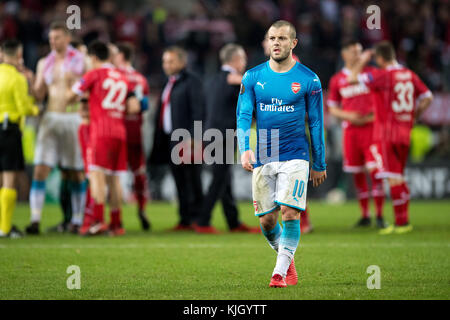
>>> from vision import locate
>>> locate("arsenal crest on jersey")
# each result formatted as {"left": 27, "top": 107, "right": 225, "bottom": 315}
{"left": 291, "top": 82, "right": 301, "bottom": 94}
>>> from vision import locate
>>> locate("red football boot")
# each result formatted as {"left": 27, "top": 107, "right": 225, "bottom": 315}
{"left": 285, "top": 258, "right": 298, "bottom": 286}
{"left": 194, "top": 225, "right": 220, "bottom": 234}
{"left": 230, "top": 223, "right": 261, "bottom": 233}
{"left": 170, "top": 224, "right": 194, "bottom": 232}
{"left": 87, "top": 222, "right": 109, "bottom": 235}
{"left": 269, "top": 274, "right": 287, "bottom": 288}
{"left": 109, "top": 225, "right": 126, "bottom": 236}
{"left": 79, "top": 214, "right": 94, "bottom": 236}
{"left": 108, "top": 210, "right": 125, "bottom": 236}
{"left": 79, "top": 200, "right": 95, "bottom": 236}
{"left": 79, "top": 224, "right": 91, "bottom": 236}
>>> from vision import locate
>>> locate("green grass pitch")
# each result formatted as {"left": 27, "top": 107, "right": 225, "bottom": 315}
{"left": 0, "top": 200, "right": 449, "bottom": 300}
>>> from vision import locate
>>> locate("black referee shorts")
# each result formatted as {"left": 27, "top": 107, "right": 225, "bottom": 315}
{"left": 0, "top": 123, "right": 25, "bottom": 172}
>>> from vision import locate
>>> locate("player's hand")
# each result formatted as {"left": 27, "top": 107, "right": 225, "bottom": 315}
{"left": 347, "top": 112, "right": 367, "bottom": 126}
{"left": 359, "top": 49, "right": 374, "bottom": 66}
{"left": 310, "top": 169, "right": 327, "bottom": 187}
{"left": 241, "top": 150, "right": 256, "bottom": 172}
{"left": 347, "top": 49, "right": 373, "bottom": 84}
{"left": 361, "top": 113, "right": 374, "bottom": 124}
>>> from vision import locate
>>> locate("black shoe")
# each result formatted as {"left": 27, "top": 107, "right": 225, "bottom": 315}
{"left": 25, "top": 222, "right": 40, "bottom": 235}
{"left": 354, "top": 217, "right": 371, "bottom": 227}
{"left": 376, "top": 217, "right": 388, "bottom": 229}
{"left": 47, "top": 222, "right": 68, "bottom": 233}
{"left": 138, "top": 210, "right": 151, "bottom": 231}
{"left": 1, "top": 226, "right": 24, "bottom": 238}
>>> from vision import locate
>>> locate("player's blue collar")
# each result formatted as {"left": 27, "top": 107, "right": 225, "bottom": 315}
{"left": 265, "top": 60, "right": 298, "bottom": 76}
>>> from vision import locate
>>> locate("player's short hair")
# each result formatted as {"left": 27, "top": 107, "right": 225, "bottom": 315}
{"left": 268, "top": 20, "right": 296, "bottom": 40}
{"left": 88, "top": 40, "right": 109, "bottom": 61}
{"left": 374, "top": 41, "right": 396, "bottom": 62}
{"left": 163, "top": 46, "right": 188, "bottom": 64}
{"left": 49, "top": 21, "right": 70, "bottom": 35}
{"left": 1, "top": 39, "right": 22, "bottom": 57}
{"left": 341, "top": 39, "right": 361, "bottom": 50}
{"left": 219, "top": 43, "right": 244, "bottom": 64}
{"left": 116, "top": 42, "right": 134, "bottom": 62}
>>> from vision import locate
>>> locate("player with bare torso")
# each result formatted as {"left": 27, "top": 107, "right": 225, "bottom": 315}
{"left": 26, "top": 22, "right": 86, "bottom": 235}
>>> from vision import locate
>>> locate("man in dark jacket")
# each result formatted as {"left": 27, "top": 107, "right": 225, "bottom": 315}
{"left": 194, "top": 44, "right": 259, "bottom": 234}
{"left": 149, "top": 46, "right": 204, "bottom": 230}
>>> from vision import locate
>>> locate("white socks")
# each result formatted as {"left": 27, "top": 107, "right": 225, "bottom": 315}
{"left": 70, "top": 180, "right": 87, "bottom": 226}
{"left": 272, "top": 220, "right": 301, "bottom": 277}
{"left": 30, "top": 180, "right": 46, "bottom": 223}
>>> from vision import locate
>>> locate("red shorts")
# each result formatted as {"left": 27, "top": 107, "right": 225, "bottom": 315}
{"left": 89, "top": 136, "right": 127, "bottom": 174}
{"left": 342, "top": 126, "right": 377, "bottom": 173}
{"left": 125, "top": 117, "right": 142, "bottom": 145}
{"left": 371, "top": 141, "right": 409, "bottom": 179}
{"left": 127, "top": 142, "right": 146, "bottom": 174}
{"left": 78, "top": 123, "right": 91, "bottom": 174}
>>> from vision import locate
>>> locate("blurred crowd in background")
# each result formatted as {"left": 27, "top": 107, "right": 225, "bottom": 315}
{"left": 1, "top": 0, "right": 449, "bottom": 201}
{"left": 2, "top": 0, "right": 449, "bottom": 90}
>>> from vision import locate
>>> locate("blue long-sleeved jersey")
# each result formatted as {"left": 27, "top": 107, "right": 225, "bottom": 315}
{"left": 236, "top": 61, "right": 326, "bottom": 170}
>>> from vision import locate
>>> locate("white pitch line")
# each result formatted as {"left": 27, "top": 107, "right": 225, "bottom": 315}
{"left": 0, "top": 242, "right": 449, "bottom": 249}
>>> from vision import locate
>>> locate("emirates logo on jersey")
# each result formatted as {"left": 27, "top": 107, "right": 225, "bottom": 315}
{"left": 253, "top": 201, "right": 258, "bottom": 212}
{"left": 291, "top": 82, "right": 301, "bottom": 94}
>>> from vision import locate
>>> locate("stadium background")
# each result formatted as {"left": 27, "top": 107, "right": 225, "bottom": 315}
{"left": 1, "top": 0, "right": 449, "bottom": 202}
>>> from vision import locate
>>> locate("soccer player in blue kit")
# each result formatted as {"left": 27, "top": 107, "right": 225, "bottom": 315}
{"left": 237, "top": 20, "right": 327, "bottom": 288}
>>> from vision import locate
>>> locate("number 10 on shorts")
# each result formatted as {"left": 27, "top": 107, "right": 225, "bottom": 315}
{"left": 292, "top": 179, "right": 305, "bottom": 202}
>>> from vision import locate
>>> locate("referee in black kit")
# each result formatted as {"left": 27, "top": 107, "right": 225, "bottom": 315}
{"left": 194, "top": 44, "right": 260, "bottom": 234}
{"left": 0, "top": 39, "right": 39, "bottom": 238}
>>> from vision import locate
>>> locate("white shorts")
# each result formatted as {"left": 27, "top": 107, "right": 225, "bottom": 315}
{"left": 34, "top": 112, "right": 84, "bottom": 170}
{"left": 252, "top": 159, "right": 309, "bottom": 216}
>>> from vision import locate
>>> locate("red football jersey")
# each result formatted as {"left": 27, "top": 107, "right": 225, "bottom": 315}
{"left": 119, "top": 66, "right": 149, "bottom": 143}
{"left": 73, "top": 64, "right": 132, "bottom": 141}
{"left": 327, "top": 66, "right": 377, "bottom": 130}
{"left": 363, "top": 64, "right": 431, "bottom": 145}
{"left": 120, "top": 67, "right": 149, "bottom": 120}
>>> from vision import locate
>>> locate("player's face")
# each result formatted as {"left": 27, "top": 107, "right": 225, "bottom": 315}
{"left": 11, "top": 47, "right": 23, "bottom": 67}
{"left": 374, "top": 55, "right": 386, "bottom": 68}
{"left": 49, "top": 29, "right": 70, "bottom": 52}
{"left": 233, "top": 49, "right": 247, "bottom": 74}
{"left": 342, "top": 43, "right": 362, "bottom": 66}
{"left": 77, "top": 44, "right": 88, "bottom": 55}
{"left": 16, "top": 46, "right": 23, "bottom": 62}
{"left": 111, "top": 52, "right": 121, "bottom": 67}
{"left": 108, "top": 44, "right": 119, "bottom": 65}
{"left": 162, "top": 51, "right": 185, "bottom": 76}
{"left": 267, "top": 26, "right": 297, "bottom": 62}
{"left": 88, "top": 54, "right": 102, "bottom": 68}
{"left": 85, "top": 55, "right": 94, "bottom": 71}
